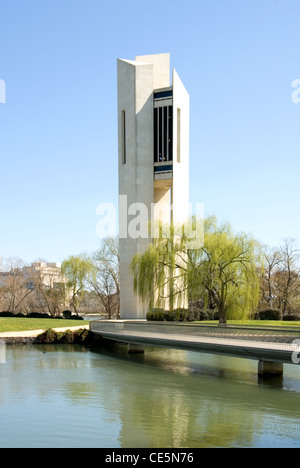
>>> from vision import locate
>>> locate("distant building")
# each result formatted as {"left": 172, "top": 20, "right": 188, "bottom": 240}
{"left": 0, "top": 262, "right": 69, "bottom": 297}
{"left": 22, "top": 262, "right": 66, "bottom": 290}
{"left": 0, "top": 262, "right": 70, "bottom": 314}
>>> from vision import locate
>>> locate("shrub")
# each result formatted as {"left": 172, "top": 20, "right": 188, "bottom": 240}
{"left": 59, "top": 330, "right": 75, "bottom": 344}
{"left": 257, "top": 309, "right": 282, "bottom": 321}
{"left": 63, "top": 310, "right": 72, "bottom": 319}
{"left": 147, "top": 309, "right": 190, "bottom": 321}
{"left": 35, "top": 328, "right": 92, "bottom": 344}
{"left": 0, "top": 311, "right": 27, "bottom": 317}
{"left": 198, "top": 309, "right": 213, "bottom": 321}
{"left": 73, "top": 328, "right": 92, "bottom": 344}
{"left": 70, "top": 314, "right": 84, "bottom": 321}
{"left": 147, "top": 308, "right": 165, "bottom": 321}
{"left": 186, "top": 308, "right": 219, "bottom": 321}
{"left": 147, "top": 308, "right": 220, "bottom": 322}
{"left": 0, "top": 311, "right": 14, "bottom": 317}
{"left": 283, "top": 314, "right": 300, "bottom": 322}
{"left": 163, "top": 309, "right": 186, "bottom": 321}
{"left": 177, "top": 309, "right": 189, "bottom": 321}
{"left": 28, "top": 312, "right": 51, "bottom": 319}
{"left": 35, "top": 328, "right": 59, "bottom": 344}
{"left": 164, "top": 310, "right": 176, "bottom": 321}
{"left": 62, "top": 311, "right": 84, "bottom": 320}
{"left": 187, "top": 309, "right": 200, "bottom": 321}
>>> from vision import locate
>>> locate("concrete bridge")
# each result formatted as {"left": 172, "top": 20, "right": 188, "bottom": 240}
{"left": 90, "top": 320, "right": 300, "bottom": 377}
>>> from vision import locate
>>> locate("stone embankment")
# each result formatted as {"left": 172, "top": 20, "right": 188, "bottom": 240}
{"left": 1, "top": 337, "right": 35, "bottom": 345}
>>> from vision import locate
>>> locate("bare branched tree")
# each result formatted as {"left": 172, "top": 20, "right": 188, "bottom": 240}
{"left": 91, "top": 237, "right": 120, "bottom": 319}
{"left": 259, "top": 239, "right": 300, "bottom": 315}
{"left": 278, "top": 239, "right": 300, "bottom": 315}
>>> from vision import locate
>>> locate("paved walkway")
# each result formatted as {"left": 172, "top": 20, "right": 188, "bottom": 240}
{"left": 0, "top": 325, "right": 89, "bottom": 339}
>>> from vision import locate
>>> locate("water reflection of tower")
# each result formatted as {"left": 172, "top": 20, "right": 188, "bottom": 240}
{"left": 117, "top": 53, "right": 190, "bottom": 319}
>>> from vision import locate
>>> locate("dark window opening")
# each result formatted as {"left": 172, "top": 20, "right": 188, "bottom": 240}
{"left": 154, "top": 90, "right": 173, "bottom": 99}
{"left": 169, "top": 106, "right": 173, "bottom": 161}
{"left": 154, "top": 165, "right": 173, "bottom": 172}
{"left": 163, "top": 107, "right": 168, "bottom": 161}
{"left": 154, "top": 105, "right": 173, "bottom": 163}
{"left": 159, "top": 107, "right": 163, "bottom": 162}
{"left": 154, "top": 108, "right": 158, "bottom": 163}
{"left": 121, "top": 110, "right": 126, "bottom": 164}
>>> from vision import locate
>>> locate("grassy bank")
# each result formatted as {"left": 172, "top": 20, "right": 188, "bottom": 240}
{"left": 0, "top": 317, "right": 89, "bottom": 333}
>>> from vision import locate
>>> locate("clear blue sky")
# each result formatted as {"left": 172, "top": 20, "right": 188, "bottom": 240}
{"left": 0, "top": 0, "right": 300, "bottom": 264}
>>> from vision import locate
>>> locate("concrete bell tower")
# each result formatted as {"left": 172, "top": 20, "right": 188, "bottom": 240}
{"left": 117, "top": 53, "right": 190, "bottom": 319}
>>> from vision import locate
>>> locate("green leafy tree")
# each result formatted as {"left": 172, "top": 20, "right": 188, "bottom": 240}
{"left": 131, "top": 222, "right": 189, "bottom": 312}
{"left": 189, "top": 217, "right": 260, "bottom": 323}
{"left": 61, "top": 255, "right": 96, "bottom": 315}
{"left": 132, "top": 216, "right": 261, "bottom": 323}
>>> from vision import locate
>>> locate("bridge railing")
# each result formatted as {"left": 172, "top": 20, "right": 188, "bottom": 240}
{"left": 90, "top": 320, "right": 300, "bottom": 345}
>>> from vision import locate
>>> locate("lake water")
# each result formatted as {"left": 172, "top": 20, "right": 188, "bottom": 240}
{"left": 0, "top": 343, "right": 300, "bottom": 448}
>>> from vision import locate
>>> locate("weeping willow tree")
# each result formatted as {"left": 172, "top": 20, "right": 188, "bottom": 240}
{"left": 131, "top": 222, "right": 190, "bottom": 312}
{"left": 131, "top": 216, "right": 261, "bottom": 323}
{"left": 61, "top": 255, "right": 96, "bottom": 315}
{"left": 189, "top": 217, "right": 261, "bottom": 322}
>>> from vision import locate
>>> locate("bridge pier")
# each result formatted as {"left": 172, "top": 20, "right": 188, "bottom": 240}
{"left": 258, "top": 360, "right": 283, "bottom": 377}
{"left": 128, "top": 344, "right": 145, "bottom": 354}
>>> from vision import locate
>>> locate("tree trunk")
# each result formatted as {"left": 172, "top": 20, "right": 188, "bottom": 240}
{"left": 218, "top": 305, "right": 227, "bottom": 325}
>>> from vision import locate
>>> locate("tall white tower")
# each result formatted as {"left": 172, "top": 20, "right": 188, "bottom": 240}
{"left": 117, "top": 53, "right": 190, "bottom": 319}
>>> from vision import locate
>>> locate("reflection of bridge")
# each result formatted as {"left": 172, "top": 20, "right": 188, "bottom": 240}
{"left": 90, "top": 321, "right": 300, "bottom": 377}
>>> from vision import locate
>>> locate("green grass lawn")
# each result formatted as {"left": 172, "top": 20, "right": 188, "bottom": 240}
{"left": 194, "top": 320, "right": 300, "bottom": 327}
{"left": 1, "top": 317, "right": 300, "bottom": 334}
{"left": 0, "top": 317, "right": 89, "bottom": 333}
